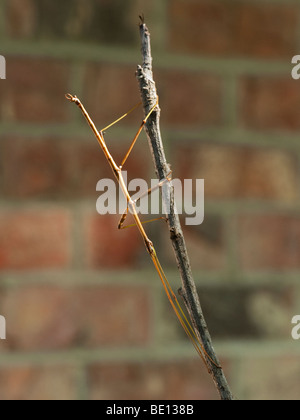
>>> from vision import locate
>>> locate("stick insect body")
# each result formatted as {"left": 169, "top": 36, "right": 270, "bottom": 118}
{"left": 66, "top": 94, "right": 220, "bottom": 372}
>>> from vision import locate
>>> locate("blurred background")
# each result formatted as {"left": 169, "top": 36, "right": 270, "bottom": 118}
{"left": 0, "top": 0, "right": 300, "bottom": 400}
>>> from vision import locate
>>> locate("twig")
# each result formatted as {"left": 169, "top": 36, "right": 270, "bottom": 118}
{"left": 136, "top": 19, "right": 234, "bottom": 401}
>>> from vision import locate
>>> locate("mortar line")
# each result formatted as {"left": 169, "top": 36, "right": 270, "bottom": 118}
{"left": 0, "top": 340, "right": 299, "bottom": 367}
{"left": 2, "top": 121, "right": 300, "bottom": 151}
{"left": 0, "top": 40, "right": 292, "bottom": 76}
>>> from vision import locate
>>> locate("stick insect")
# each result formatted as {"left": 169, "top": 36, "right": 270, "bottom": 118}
{"left": 65, "top": 94, "right": 220, "bottom": 372}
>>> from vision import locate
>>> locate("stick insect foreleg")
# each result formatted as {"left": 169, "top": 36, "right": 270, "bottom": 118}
{"left": 120, "top": 99, "right": 159, "bottom": 169}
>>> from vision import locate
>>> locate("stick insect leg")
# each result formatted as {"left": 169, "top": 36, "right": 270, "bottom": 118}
{"left": 120, "top": 98, "right": 159, "bottom": 169}
{"left": 118, "top": 204, "right": 129, "bottom": 230}
{"left": 118, "top": 172, "right": 172, "bottom": 230}
{"left": 118, "top": 202, "right": 166, "bottom": 231}
{"left": 119, "top": 216, "right": 166, "bottom": 231}
{"left": 101, "top": 101, "right": 142, "bottom": 132}
{"left": 151, "top": 252, "right": 221, "bottom": 370}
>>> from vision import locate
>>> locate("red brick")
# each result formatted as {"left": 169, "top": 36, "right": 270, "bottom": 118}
{"left": 0, "top": 209, "right": 71, "bottom": 269}
{"left": 158, "top": 70, "right": 222, "bottom": 127}
{"left": 83, "top": 62, "right": 141, "bottom": 126}
{"left": 174, "top": 143, "right": 299, "bottom": 202}
{"left": 239, "top": 356, "right": 300, "bottom": 400}
{"left": 6, "top": 0, "right": 36, "bottom": 38}
{"left": 0, "top": 366, "right": 78, "bottom": 400}
{"left": 0, "top": 285, "right": 151, "bottom": 351}
{"left": 2, "top": 137, "right": 70, "bottom": 199}
{"left": 88, "top": 360, "right": 219, "bottom": 400}
{"left": 6, "top": 0, "right": 139, "bottom": 46}
{"left": 161, "top": 214, "right": 226, "bottom": 271}
{"left": 239, "top": 214, "right": 300, "bottom": 270}
{"left": 195, "top": 286, "right": 294, "bottom": 339}
{"left": 240, "top": 76, "right": 300, "bottom": 131}
{"left": 168, "top": 0, "right": 298, "bottom": 59}
{"left": 84, "top": 213, "right": 145, "bottom": 269}
{"left": 0, "top": 57, "right": 70, "bottom": 123}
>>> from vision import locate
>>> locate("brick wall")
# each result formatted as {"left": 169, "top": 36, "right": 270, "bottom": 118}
{"left": 0, "top": 0, "right": 300, "bottom": 400}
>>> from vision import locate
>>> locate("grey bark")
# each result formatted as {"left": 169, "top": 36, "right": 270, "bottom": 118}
{"left": 136, "top": 19, "right": 234, "bottom": 401}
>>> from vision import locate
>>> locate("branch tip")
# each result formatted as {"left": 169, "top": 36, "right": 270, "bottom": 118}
{"left": 139, "top": 14, "right": 145, "bottom": 26}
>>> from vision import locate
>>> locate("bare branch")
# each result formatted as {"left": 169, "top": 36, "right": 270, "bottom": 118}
{"left": 136, "top": 20, "right": 234, "bottom": 401}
